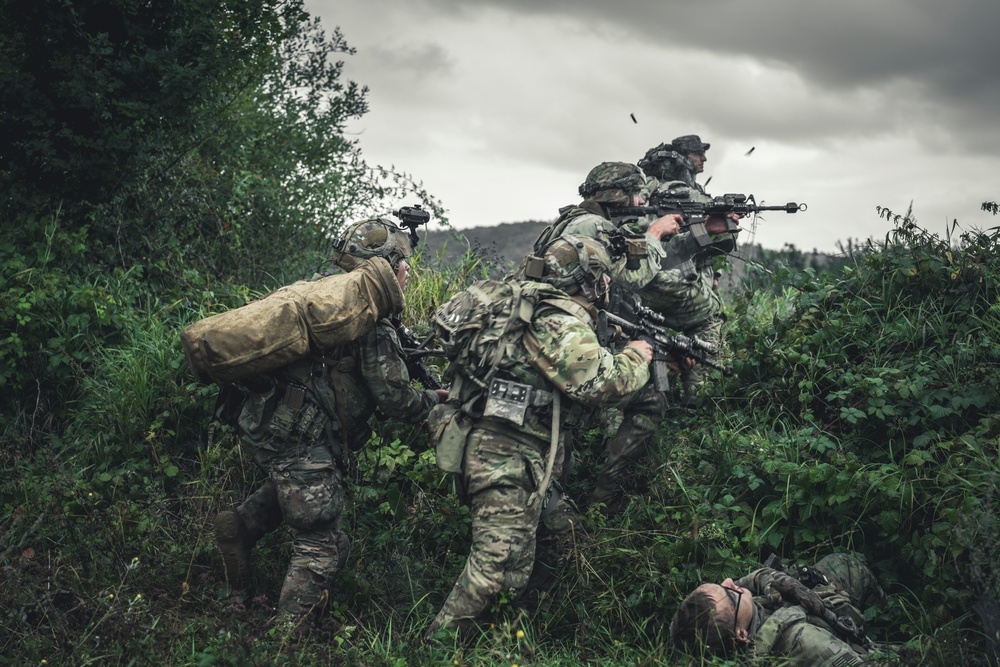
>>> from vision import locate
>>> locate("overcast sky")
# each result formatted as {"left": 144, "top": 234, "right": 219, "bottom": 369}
{"left": 307, "top": 0, "right": 1000, "bottom": 253}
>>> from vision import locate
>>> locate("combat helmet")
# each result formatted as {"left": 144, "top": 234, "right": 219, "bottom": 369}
{"left": 671, "top": 134, "right": 710, "bottom": 155}
{"left": 637, "top": 143, "right": 692, "bottom": 182}
{"left": 578, "top": 162, "right": 647, "bottom": 206}
{"left": 523, "top": 234, "right": 613, "bottom": 304}
{"left": 331, "top": 217, "right": 414, "bottom": 272}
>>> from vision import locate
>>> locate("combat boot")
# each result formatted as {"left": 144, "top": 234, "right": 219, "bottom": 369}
{"left": 214, "top": 509, "right": 254, "bottom": 590}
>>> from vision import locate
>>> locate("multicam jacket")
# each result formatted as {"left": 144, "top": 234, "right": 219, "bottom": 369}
{"left": 544, "top": 201, "right": 666, "bottom": 293}
{"left": 461, "top": 288, "right": 650, "bottom": 443}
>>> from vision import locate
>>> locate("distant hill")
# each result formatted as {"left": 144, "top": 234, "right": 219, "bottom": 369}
{"left": 421, "top": 221, "right": 849, "bottom": 295}
{"left": 422, "top": 221, "right": 547, "bottom": 271}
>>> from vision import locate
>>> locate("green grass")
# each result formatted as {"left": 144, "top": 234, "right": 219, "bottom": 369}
{"left": 3, "top": 223, "right": 1000, "bottom": 665}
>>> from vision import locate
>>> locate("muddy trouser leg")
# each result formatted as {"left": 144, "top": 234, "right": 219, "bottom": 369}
{"left": 427, "top": 428, "right": 545, "bottom": 637}
{"left": 590, "top": 384, "right": 667, "bottom": 510}
{"left": 519, "top": 483, "right": 580, "bottom": 613}
{"left": 235, "top": 479, "right": 283, "bottom": 544}
{"left": 257, "top": 442, "right": 350, "bottom": 618}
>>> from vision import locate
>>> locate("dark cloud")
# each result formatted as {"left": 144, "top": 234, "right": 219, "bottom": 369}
{"left": 364, "top": 42, "right": 454, "bottom": 79}
{"left": 422, "top": 0, "right": 1000, "bottom": 151}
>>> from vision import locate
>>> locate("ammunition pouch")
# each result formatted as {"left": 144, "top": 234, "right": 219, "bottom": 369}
{"left": 623, "top": 235, "right": 648, "bottom": 271}
{"left": 428, "top": 402, "right": 473, "bottom": 473}
{"left": 483, "top": 377, "right": 554, "bottom": 427}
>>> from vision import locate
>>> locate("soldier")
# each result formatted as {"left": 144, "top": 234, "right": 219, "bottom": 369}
{"left": 667, "top": 134, "right": 711, "bottom": 194}
{"left": 584, "top": 155, "right": 735, "bottom": 511}
{"left": 529, "top": 161, "right": 681, "bottom": 294}
{"left": 670, "top": 552, "right": 895, "bottom": 665}
{"left": 634, "top": 139, "right": 734, "bottom": 407}
{"left": 213, "top": 217, "right": 447, "bottom": 628}
{"left": 424, "top": 234, "right": 653, "bottom": 637}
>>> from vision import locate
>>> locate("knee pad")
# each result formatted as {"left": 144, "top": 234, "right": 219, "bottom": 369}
{"left": 277, "top": 471, "right": 343, "bottom": 530}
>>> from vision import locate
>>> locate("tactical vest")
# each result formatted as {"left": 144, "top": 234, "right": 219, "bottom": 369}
{"left": 531, "top": 202, "right": 607, "bottom": 254}
{"left": 435, "top": 279, "right": 593, "bottom": 391}
{"left": 430, "top": 279, "right": 595, "bottom": 472}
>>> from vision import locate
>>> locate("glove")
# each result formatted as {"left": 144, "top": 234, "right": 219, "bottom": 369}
{"left": 767, "top": 571, "right": 826, "bottom": 616}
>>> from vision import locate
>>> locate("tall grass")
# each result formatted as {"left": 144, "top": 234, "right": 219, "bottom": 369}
{"left": 2, "top": 224, "right": 998, "bottom": 665}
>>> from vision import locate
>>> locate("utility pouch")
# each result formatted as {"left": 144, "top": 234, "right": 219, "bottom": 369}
{"left": 428, "top": 403, "right": 472, "bottom": 473}
{"left": 623, "top": 236, "right": 648, "bottom": 271}
{"left": 482, "top": 377, "right": 551, "bottom": 426}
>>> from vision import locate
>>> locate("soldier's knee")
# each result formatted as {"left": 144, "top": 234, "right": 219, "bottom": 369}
{"left": 277, "top": 472, "right": 343, "bottom": 530}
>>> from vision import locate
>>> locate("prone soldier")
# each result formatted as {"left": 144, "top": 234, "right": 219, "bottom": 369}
{"left": 670, "top": 552, "right": 898, "bottom": 665}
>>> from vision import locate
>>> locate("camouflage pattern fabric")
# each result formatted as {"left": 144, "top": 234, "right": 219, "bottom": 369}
{"left": 546, "top": 203, "right": 666, "bottom": 293}
{"left": 231, "top": 319, "right": 437, "bottom": 617}
{"left": 427, "top": 425, "right": 576, "bottom": 635}
{"left": 643, "top": 179, "right": 726, "bottom": 398}
{"left": 427, "top": 291, "right": 649, "bottom": 635}
{"left": 736, "top": 553, "right": 890, "bottom": 666}
{"left": 813, "top": 552, "right": 887, "bottom": 610}
{"left": 671, "top": 134, "right": 710, "bottom": 154}
{"left": 589, "top": 383, "right": 667, "bottom": 511}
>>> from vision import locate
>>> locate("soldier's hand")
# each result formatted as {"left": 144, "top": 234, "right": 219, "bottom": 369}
{"left": 648, "top": 213, "right": 682, "bottom": 239}
{"left": 705, "top": 215, "right": 732, "bottom": 235}
{"left": 768, "top": 571, "right": 826, "bottom": 616}
{"left": 796, "top": 588, "right": 826, "bottom": 616}
{"left": 667, "top": 358, "right": 696, "bottom": 376}
{"left": 626, "top": 340, "right": 654, "bottom": 364}
{"left": 434, "top": 389, "right": 450, "bottom": 403}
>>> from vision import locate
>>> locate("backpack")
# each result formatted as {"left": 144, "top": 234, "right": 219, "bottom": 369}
{"left": 530, "top": 205, "right": 590, "bottom": 254}
{"left": 433, "top": 279, "right": 591, "bottom": 388}
{"left": 181, "top": 257, "right": 402, "bottom": 385}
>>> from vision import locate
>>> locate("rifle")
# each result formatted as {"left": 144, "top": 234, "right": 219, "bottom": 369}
{"left": 392, "top": 317, "right": 446, "bottom": 391}
{"left": 610, "top": 192, "right": 807, "bottom": 226}
{"left": 596, "top": 301, "right": 731, "bottom": 392}
{"left": 609, "top": 194, "right": 806, "bottom": 270}
{"left": 762, "top": 554, "right": 870, "bottom": 649}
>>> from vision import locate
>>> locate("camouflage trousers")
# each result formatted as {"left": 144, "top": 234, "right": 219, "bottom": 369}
{"left": 813, "top": 552, "right": 887, "bottom": 610}
{"left": 235, "top": 386, "right": 351, "bottom": 617}
{"left": 427, "top": 422, "right": 579, "bottom": 636}
{"left": 589, "top": 383, "right": 667, "bottom": 511}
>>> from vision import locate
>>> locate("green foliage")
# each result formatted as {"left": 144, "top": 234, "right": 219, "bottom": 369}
{"left": 4, "top": 4, "right": 999, "bottom": 663}
{"left": 718, "top": 220, "right": 1000, "bottom": 602}
{"left": 6, "top": 214, "right": 999, "bottom": 664}
{"left": 1, "top": 0, "right": 285, "bottom": 209}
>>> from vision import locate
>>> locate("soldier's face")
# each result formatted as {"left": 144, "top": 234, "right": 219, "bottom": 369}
{"left": 688, "top": 152, "right": 706, "bottom": 173}
{"left": 395, "top": 259, "right": 411, "bottom": 290}
{"left": 709, "top": 579, "right": 753, "bottom": 641}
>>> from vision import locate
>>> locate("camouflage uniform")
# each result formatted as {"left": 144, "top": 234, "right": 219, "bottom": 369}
{"left": 585, "top": 173, "right": 723, "bottom": 509}
{"left": 215, "top": 219, "right": 438, "bottom": 620}
{"left": 517, "top": 163, "right": 678, "bottom": 512}
{"left": 636, "top": 136, "right": 731, "bottom": 401}
{"left": 588, "top": 207, "right": 722, "bottom": 510}
{"left": 544, "top": 200, "right": 666, "bottom": 292}
{"left": 427, "top": 237, "right": 650, "bottom": 636}
{"left": 739, "top": 553, "right": 889, "bottom": 666}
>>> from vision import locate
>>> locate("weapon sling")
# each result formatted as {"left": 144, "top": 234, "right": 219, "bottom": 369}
{"left": 535, "top": 391, "right": 561, "bottom": 510}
